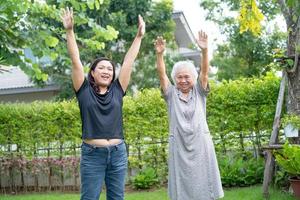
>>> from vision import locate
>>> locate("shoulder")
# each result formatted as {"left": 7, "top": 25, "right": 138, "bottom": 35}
{"left": 195, "top": 80, "right": 210, "bottom": 97}
{"left": 75, "top": 78, "right": 89, "bottom": 97}
{"left": 111, "top": 79, "right": 126, "bottom": 97}
{"left": 162, "top": 83, "right": 175, "bottom": 101}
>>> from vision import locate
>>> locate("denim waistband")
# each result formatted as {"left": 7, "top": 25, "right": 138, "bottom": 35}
{"left": 82, "top": 140, "right": 124, "bottom": 150}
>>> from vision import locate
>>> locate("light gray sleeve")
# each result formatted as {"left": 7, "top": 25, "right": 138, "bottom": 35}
{"left": 162, "top": 83, "right": 173, "bottom": 102}
{"left": 196, "top": 80, "right": 210, "bottom": 97}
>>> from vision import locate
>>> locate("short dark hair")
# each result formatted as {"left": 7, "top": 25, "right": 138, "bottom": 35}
{"left": 87, "top": 57, "right": 116, "bottom": 93}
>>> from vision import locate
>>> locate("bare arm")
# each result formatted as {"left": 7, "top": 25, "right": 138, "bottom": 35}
{"left": 155, "top": 36, "right": 170, "bottom": 93}
{"left": 118, "top": 15, "right": 145, "bottom": 92}
{"left": 61, "top": 7, "right": 84, "bottom": 92}
{"left": 196, "top": 30, "right": 209, "bottom": 90}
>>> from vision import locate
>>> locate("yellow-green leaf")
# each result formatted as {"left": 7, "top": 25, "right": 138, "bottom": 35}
{"left": 45, "top": 36, "right": 59, "bottom": 47}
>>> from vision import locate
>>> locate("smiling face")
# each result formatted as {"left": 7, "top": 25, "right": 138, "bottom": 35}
{"left": 175, "top": 68, "right": 195, "bottom": 93}
{"left": 91, "top": 60, "right": 114, "bottom": 90}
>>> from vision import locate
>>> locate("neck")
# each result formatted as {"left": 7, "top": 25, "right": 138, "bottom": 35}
{"left": 98, "top": 86, "right": 108, "bottom": 94}
{"left": 182, "top": 91, "right": 189, "bottom": 97}
{"left": 181, "top": 88, "right": 191, "bottom": 94}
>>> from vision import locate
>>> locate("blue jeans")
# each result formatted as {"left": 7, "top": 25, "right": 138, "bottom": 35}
{"left": 80, "top": 141, "right": 128, "bottom": 200}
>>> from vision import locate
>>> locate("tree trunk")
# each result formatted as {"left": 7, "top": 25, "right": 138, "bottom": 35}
{"left": 286, "top": 16, "right": 300, "bottom": 144}
{"left": 278, "top": 0, "right": 300, "bottom": 143}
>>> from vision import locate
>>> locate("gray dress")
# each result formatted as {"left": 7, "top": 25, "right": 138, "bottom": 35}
{"left": 163, "top": 81, "right": 224, "bottom": 200}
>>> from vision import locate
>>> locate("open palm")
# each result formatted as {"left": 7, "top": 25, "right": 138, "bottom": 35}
{"left": 155, "top": 36, "right": 166, "bottom": 54}
{"left": 137, "top": 15, "right": 145, "bottom": 37}
{"left": 196, "top": 30, "right": 208, "bottom": 50}
{"left": 61, "top": 7, "right": 73, "bottom": 30}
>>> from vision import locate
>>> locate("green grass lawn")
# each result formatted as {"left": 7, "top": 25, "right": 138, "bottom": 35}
{"left": 0, "top": 185, "right": 295, "bottom": 200}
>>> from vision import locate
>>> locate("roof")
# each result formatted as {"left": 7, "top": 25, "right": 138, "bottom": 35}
{"left": 0, "top": 66, "right": 60, "bottom": 95}
{"left": 172, "top": 11, "right": 201, "bottom": 66}
{"left": 0, "top": 66, "right": 35, "bottom": 90}
{"left": 172, "top": 11, "right": 197, "bottom": 48}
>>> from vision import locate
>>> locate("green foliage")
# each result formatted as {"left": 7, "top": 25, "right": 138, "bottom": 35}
{"left": 200, "top": 0, "right": 286, "bottom": 81}
{"left": 268, "top": 48, "right": 295, "bottom": 71}
{"left": 0, "top": 0, "right": 175, "bottom": 98}
{"left": 200, "top": 0, "right": 281, "bottom": 27}
{"left": 0, "top": 0, "right": 29, "bottom": 66}
{"left": 218, "top": 153, "right": 264, "bottom": 187}
{"left": 211, "top": 28, "right": 286, "bottom": 80}
{"left": 132, "top": 168, "right": 159, "bottom": 189}
{"left": 0, "top": 100, "right": 81, "bottom": 157}
{"left": 103, "top": 0, "right": 176, "bottom": 92}
{"left": 0, "top": 74, "right": 281, "bottom": 185}
{"left": 207, "top": 72, "right": 281, "bottom": 152}
{"left": 124, "top": 89, "right": 168, "bottom": 180}
{"left": 274, "top": 168, "right": 290, "bottom": 189}
{"left": 0, "top": 0, "right": 118, "bottom": 88}
{"left": 274, "top": 142, "right": 300, "bottom": 178}
{"left": 281, "top": 114, "right": 300, "bottom": 129}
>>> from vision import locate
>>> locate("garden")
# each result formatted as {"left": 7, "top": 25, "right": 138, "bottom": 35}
{"left": 0, "top": 74, "right": 297, "bottom": 199}
{"left": 1, "top": 0, "right": 300, "bottom": 199}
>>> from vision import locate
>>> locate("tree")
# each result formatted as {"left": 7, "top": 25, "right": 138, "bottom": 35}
{"left": 0, "top": 0, "right": 175, "bottom": 98}
{"left": 211, "top": 26, "right": 286, "bottom": 80}
{"left": 240, "top": 0, "right": 300, "bottom": 140}
{"left": 200, "top": 0, "right": 286, "bottom": 80}
{"left": 0, "top": 0, "right": 119, "bottom": 83}
{"left": 237, "top": 1, "right": 300, "bottom": 198}
{"left": 273, "top": 0, "right": 300, "bottom": 124}
{"left": 84, "top": 0, "right": 176, "bottom": 92}
{"left": 0, "top": 1, "right": 30, "bottom": 70}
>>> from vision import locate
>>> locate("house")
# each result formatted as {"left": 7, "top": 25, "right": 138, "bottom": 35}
{"left": 0, "top": 66, "right": 60, "bottom": 103}
{"left": 0, "top": 11, "right": 200, "bottom": 103}
{"left": 172, "top": 11, "right": 201, "bottom": 66}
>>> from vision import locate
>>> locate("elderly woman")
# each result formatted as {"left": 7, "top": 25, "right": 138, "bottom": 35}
{"left": 154, "top": 31, "right": 224, "bottom": 200}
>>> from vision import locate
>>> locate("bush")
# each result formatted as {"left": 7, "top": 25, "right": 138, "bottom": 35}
{"left": 132, "top": 168, "right": 159, "bottom": 189}
{"left": 218, "top": 153, "right": 264, "bottom": 187}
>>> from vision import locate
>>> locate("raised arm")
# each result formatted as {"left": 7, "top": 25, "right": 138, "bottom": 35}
{"left": 118, "top": 15, "right": 145, "bottom": 92}
{"left": 196, "top": 30, "right": 209, "bottom": 90}
{"left": 154, "top": 36, "right": 170, "bottom": 93}
{"left": 61, "top": 7, "right": 84, "bottom": 92}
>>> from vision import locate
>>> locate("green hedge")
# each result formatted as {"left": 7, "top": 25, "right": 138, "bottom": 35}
{"left": 0, "top": 73, "right": 281, "bottom": 187}
{"left": 207, "top": 72, "right": 281, "bottom": 153}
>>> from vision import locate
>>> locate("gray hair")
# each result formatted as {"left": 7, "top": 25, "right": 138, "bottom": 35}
{"left": 171, "top": 61, "right": 198, "bottom": 84}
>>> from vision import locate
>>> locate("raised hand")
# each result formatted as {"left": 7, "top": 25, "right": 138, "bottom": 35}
{"left": 137, "top": 15, "right": 145, "bottom": 37}
{"left": 196, "top": 30, "right": 208, "bottom": 50}
{"left": 60, "top": 7, "right": 74, "bottom": 30}
{"left": 154, "top": 36, "right": 166, "bottom": 55}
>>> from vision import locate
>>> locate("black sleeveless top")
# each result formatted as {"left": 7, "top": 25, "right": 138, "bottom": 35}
{"left": 75, "top": 78, "right": 125, "bottom": 139}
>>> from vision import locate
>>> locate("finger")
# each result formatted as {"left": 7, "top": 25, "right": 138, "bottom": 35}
{"left": 138, "top": 14, "right": 142, "bottom": 26}
{"left": 59, "top": 10, "right": 64, "bottom": 20}
{"left": 60, "top": 8, "right": 66, "bottom": 17}
{"left": 139, "top": 14, "right": 145, "bottom": 24}
{"left": 199, "top": 30, "right": 207, "bottom": 39}
{"left": 70, "top": 7, "right": 73, "bottom": 16}
{"left": 198, "top": 31, "right": 201, "bottom": 39}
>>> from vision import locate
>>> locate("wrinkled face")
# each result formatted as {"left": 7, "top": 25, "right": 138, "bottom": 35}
{"left": 91, "top": 60, "right": 114, "bottom": 88}
{"left": 175, "top": 68, "right": 194, "bottom": 93}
